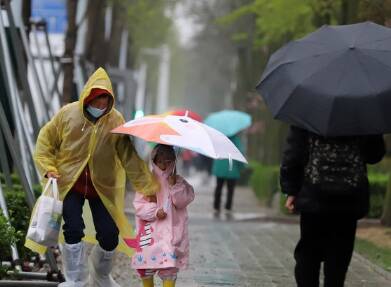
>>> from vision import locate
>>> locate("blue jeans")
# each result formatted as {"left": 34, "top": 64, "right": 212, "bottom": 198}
{"left": 62, "top": 190, "right": 119, "bottom": 251}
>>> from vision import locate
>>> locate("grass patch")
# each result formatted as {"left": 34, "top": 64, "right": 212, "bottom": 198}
{"left": 249, "top": 162, "right": 279, "bottom": 207}
{"left": 355, "top": 238, "right": 391, "bottom": 272}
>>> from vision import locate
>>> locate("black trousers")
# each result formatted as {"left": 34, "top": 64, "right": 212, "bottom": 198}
{"left": 62, "top": 190, "right": 119, "bottom": 251}
{"left": 213, "top": 177, "right": 236, "bottom": 210}
{"left": 294, "top": 213, "right": 357, "bottom": 287}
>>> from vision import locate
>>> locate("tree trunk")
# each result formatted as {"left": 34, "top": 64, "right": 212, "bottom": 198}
{"left": 84, "top": 0, "right": 107, "bottom": 68}
{"left": 62, "top": 0, "right": 78, "bottom": 104}
{"left": 340, "top": 0, "right": 359, "bottom": 24}
{"left": 84, "top": 0, "right": 129, "bottom": 69}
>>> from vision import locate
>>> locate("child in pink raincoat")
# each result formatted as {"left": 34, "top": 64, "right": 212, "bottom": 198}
{"left": 132, "top": 144, "right": 195, "bottom": 287}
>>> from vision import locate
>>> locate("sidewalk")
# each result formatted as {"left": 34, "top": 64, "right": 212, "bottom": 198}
{"left": 113, "top": 173, "right": 391, "bottom": 286}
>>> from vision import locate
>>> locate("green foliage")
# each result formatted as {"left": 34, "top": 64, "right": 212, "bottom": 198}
{"left": 368, "top": 171, "right": 389, "bottom": 184}
{"left": 0, "top": 214, "right": 19, "bottom": 279}
{"left": 355, "top": 238, "right": 391, "bottom": 272}
{"left": 0, "top": 175, "right": 41, "bottom": 260}
{"left": 248, "top": 166, "right": 388, "bottom": 217}
{"left": 127, "top": 0, "right": 174, "bottom": 55}
{"left": 358, "top": 0, "right": 391, "bottom": 24}
{"left": 231, "top": 32, "right": 250, "bottom": 43}
{"left": 238, "top": 167, "right": 252, "bottom": 186}
{"left": 368, "top": 172, "right": 389, "bottom": 218}
{"left": 253, "top": 0, "right": 315, "bottom": 46}
{"left": 218, "top": 0, "right": 317, "bottom": 47}
{"left": 249, "top": 161, "right": 279, "bottom": 206}
{"left": 2, "top": 186, "right": 35, "bottom": 260}
{"left": 310, "top": 0, "right": 342, "bottom": 26}
{"left": 0, "top": 214, "right": 18, "bottom": 257}
{"left": 216, "top": 4, "right": 254, "bottom": 27}
{"left": 212, "top": 0, "right": 391, "bottom": 167}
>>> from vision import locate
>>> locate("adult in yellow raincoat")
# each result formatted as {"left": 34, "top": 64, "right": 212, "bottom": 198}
{"left": 26, "top": 68, "right": 158, "bottom": 287}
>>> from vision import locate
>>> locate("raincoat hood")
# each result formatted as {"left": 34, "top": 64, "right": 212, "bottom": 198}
{"left": 79, "top": 67, "right": 114, "bottom": 120}
{"left": 151, "top": 145, "right": 176, "bottom": 179}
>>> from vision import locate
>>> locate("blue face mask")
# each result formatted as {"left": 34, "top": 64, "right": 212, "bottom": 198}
{"left": 86, "top": 105, "right": 107, "bottom": 118}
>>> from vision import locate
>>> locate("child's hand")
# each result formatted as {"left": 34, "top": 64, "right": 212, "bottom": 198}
{"left": 156, "top": 208, "right": 167, "bottom": 220}
{"left": 146, "top": 195, "right": 157, "bottom": 203}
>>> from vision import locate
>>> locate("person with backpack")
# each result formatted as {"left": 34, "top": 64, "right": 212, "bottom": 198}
{"left": 280, "top": 125, "right": 385, "bottom": 287}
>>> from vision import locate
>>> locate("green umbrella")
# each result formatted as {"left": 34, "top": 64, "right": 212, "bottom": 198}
{"left": 204, "top": 110, "right": 252, "bottom": 136}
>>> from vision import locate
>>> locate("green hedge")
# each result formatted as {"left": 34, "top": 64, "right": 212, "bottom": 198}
{"left": 237, "top": 167, "right": 252, "bottom": 186}
{"left": 368, "top": 172, "right": 389, "bottom": 219}
{"left": 249, "top": 162, "right": 389, "bottom": 218}
{"left": 278, "top": 171, "right": 389, "bottom": 217}
{"left": 0, "top": 174, "right": 42, "bottom": 261}
{"left": 249, "top": 162, "right": 279, "bottom": 206}
{"left": 0, "top": 214, "right": 19, "bottom": 279}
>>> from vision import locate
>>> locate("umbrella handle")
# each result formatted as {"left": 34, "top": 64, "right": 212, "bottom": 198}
{"left": 228, "top": 153, "right": 233, "bottom": 171}
{"left": 171, "top": 148, "right": 180, "bottom": 176}
{"left": 163, "top": 196, "right": 171, "bottom": 213}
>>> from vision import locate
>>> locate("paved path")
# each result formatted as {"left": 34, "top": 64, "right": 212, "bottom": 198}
{"left": 112, "top": 174, "right": 391, "bottom": 286}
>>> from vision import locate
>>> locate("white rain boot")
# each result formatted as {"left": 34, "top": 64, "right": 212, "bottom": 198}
{"left": 89, "top": 244, "right": 120, "bottom": 287}
{"left": 58, "top": 242, "right": 88, "bottom": 287}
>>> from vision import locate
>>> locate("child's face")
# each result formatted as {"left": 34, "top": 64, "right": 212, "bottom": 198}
{"left": 154, "top": 153, "right": 175, "bottom": 171}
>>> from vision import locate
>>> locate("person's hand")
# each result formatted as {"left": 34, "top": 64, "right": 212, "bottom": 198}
{"left": 46, "top": 171, "right": 60, "bottom": 179}
{"left": 285, "top": 196, "right": 295, "bottom": 213}
{"left": 146, "top": 195, "right": 157, "bottom": 203}
{"left": 156, "top": 208, "right": 167, "bottom": 220}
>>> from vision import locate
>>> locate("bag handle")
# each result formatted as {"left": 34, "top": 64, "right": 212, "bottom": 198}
{"left": 51, "top": 178, "right": 59, "bottom": 200}
{"left": 42, "top": 177, "right": 53, "bottom": 195}
{"left": 42, "top": 178, "right": 59, "bottom": 200}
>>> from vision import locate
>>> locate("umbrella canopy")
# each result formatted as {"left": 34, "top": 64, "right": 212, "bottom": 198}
{"left": 257, "top": 21, "right": 391, "bottom": 136}
{"left": 168, "top": 109, "right": 203, "bottom": 122}
{"left": 111, "top": 114, "right": 247, "bottom": 163}
{"left": 204, "top": 110, "right": 252, "bottom": 136}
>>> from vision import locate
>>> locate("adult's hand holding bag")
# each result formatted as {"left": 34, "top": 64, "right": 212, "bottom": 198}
{"left": 27, "top": 178, "right": 62, "bottom": 247}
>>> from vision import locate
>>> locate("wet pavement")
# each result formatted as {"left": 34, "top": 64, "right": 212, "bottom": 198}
{"left": 111, "top": 173, "right": 391, "bottom": 286}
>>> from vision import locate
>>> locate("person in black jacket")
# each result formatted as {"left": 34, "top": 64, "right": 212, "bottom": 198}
{"left": 280, "top": 125, "right": 385, "bottom": 287}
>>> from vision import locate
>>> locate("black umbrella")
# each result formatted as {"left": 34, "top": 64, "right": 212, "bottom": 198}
{"left": 257, "top": 21, "right": 391, "bottom": 136}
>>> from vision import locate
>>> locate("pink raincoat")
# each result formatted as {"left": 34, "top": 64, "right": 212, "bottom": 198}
{"left": 130, "top": 160, "right": 195, "bottom": 270}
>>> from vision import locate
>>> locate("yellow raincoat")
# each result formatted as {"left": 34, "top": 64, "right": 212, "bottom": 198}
{"left": 25, "top": 68, "right": 158, "bottom": 257}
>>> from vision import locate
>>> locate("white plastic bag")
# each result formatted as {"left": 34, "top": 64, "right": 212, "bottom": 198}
{"left": 27, "top": 178, "right": 62, "bottom": 247}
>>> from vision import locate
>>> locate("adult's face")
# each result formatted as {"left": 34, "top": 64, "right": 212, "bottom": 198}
{"left": 89, "top": 94, "right": 110, "bottom": 109}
